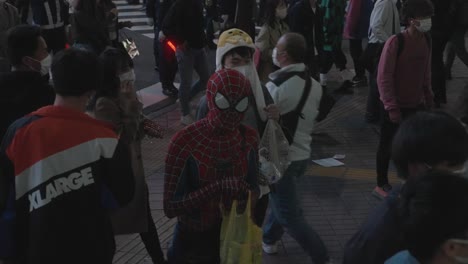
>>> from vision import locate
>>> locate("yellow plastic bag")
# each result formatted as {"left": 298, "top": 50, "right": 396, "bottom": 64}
{"left": 220, "top": 193, "right": 263, "bottom": 264}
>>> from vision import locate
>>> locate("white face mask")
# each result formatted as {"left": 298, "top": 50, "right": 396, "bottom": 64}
{"left": 39, "top": 54, "right": 52, "bottom": 76}
{"left": 415, "top": 18, "right": 432, "bottom": 33}
{"left": 450, "top": 239, "right": 468, "bottom": 263}
{"left": 272, "top": 47, "right": 281, "bottom": 67}
{"left": 276, "top": 7, "right": 287, "bottom": 19}
{"left": 29, "top": 54, "right": 52, "bottom": 76}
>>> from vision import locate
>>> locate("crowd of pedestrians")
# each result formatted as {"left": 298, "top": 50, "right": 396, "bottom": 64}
{"left": 0, "top": 0, "right": 468, "bottom": 263}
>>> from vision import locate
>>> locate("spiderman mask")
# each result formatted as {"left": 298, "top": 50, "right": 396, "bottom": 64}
{"left": 206, "top": 69, "right": 252, "bottom": 132}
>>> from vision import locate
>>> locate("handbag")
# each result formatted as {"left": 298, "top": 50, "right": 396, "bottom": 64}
{"left": 220, "top": 192, "right": 263, "bottom": 264}
{"left": 259, "top": 119, "right": 290, "bottom": 184}
{"left": 120, "top": 31, "right": 139, "bottom": 59}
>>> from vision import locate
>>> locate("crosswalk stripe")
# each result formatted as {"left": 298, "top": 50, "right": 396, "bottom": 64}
{"left": 143, "top": 33, "right": 155, "bottom": 38}
{"left": 121, "top": 17, "right": 148, "bottom": 23}
{"left": 116, "top": 1, "right": 263, "bottom": 40}
{"left": 119, "top": 11, "right": 145, "bottom": 17}
{"left": 130, "top": 25, "right": 153, "bottom": 31}
{"left": 117, "top": 5, "right": 143, "bottom": 10}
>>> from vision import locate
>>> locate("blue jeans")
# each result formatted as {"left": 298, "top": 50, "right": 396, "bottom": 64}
{"left": 175, "top": 47, "right": 209, "bottom": 116}
{"left": 263, "top": 160, "right": 329, "bottom": 264}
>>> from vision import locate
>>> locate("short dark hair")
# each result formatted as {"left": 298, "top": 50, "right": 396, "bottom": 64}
{"left": 282, "top": 33, "right": 306, "bottom": 63}
{"left": 392, "top": 111, "right": 468, "bottom": 179}
{"left": 400, "top": 170, "right": 468, "bottom": 261}
{"left": 51, "top": 48, "right": 100, "bottom": 96}
{"left": 7, "top": 25, "right": 42, "bottom": 67}
{"left": 222, "top": 46, "right": 254, "bottom": 65}
{"left": 87, "top": 47, "right": 133, "bottom": 111}
{"left": 401, "top": 0, "right": 434, "bottom": 23}
{"left": 263, "top": 0, "right": 283, "bottom": 27}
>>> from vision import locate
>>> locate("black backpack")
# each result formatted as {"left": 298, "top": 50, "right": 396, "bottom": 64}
{"left": 395, "top": 32, "right": 431, "bottom": 58}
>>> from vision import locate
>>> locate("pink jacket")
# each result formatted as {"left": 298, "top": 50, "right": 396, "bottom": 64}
{"left": 377, "top": 30, "right": 433, "bottom": 121}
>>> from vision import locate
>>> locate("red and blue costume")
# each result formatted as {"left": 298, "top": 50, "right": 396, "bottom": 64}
{"left": 164, "top": 69, "right": 259, "bottom": 263}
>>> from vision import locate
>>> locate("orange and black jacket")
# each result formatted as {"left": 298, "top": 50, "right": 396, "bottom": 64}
{"left": 0, "top": 105, "right": 134, "bottom": 263}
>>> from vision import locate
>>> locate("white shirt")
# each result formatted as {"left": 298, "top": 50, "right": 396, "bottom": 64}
{"left": 368, "top": 0, "right": 400, "bottom": 44}
{"left": 266, "top": 63, "right": 322, "bottom": 161}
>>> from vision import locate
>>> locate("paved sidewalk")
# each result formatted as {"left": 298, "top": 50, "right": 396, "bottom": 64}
{"left": 113, "top": 51, "right": 468, "bottom": 263}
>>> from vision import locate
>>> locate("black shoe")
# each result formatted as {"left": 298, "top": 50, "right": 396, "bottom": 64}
{"left": 154, "top": 66, "right": 159, "bottom": 72}
{"left": 162, "top": 85, "right": 178, "bottom": 98}
{"left": 352, "top": 75, "right": 367, "bottom": 87}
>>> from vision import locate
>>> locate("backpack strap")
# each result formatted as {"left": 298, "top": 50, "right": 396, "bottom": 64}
{"left": 277, "top": 71, "right": 312, "bottom": 144}
{"left": 396, "top": 32, "right": 404, "bottom": 58}
{"left": 294, "top": 72, "right": 312, "bottom": 119}
{"left": 270, "top": 71, "right": 305, "bottom": 87}
{"left": 397, "top": 32, "right": 431, "bottom": 58}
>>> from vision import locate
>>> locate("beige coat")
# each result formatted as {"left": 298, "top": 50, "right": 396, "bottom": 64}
{"left": 92, "top": 94, "right": 148, "bottom": 234}
{"left": 255, "top": 20, "right": 289, "bottom": 83}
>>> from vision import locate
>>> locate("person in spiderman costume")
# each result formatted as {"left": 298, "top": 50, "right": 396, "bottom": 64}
{"left": 163, "top": 68, "right": 260, "bottom": 264}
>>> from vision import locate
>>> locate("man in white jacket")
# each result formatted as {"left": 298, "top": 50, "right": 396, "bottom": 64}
{"left": 262, "top": 32, "right": 331, "bottom": 264}
{"left": 365, "top": 0, "right": 401, "bottom": 123}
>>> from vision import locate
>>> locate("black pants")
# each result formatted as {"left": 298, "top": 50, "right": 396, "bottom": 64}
{"left": 320, "top": 44, "right": 348, "bottom": 74}
{"left": 349, "top": 39, "right": 365, "bottom": 78}
{"left": 445, "top": 27, "right": 468, "bottom": 71}
{"left": 376, "top": 107, "right": 422, "bottom": 187}
{"left": 366, "top": 69, "right": 384, "bottom": 120}
{"left": 140, "top": 195, "right": 166, "bottom": 263}
{"left": 432, "top": 35, "right": 450, "bottom": 104}
{"left": 306, "top": 54, "right": 320, "bottom": 80}
{"left": 168, "top": 222, "right": 221, "bottom": 264}
{"left": 159, "top": 38, "right": 178, "bottom": 89}
{"left": 42, "top": 26, "right": 66, "bottom": 54}
{"left": 365, "top": 43, "right": 385, "bottom": 119}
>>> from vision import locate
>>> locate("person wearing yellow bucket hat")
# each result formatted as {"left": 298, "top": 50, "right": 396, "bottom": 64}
{"left": 196, "top": 28, "right": 279, "bottom": 227}
{"left": 196, "top": 28, "right": 278, "bottom": 136}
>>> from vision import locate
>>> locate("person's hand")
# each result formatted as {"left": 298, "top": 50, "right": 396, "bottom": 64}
{"left": 264, "top": 104, "right": 280, "bottom": 121}
{"left": 147, "top": 17, "right": 154, "bottom": 27}
{"left": 110, "top": 8, "right": 118, "bottom": 16}
{"left": 158, "top": 31, "right": 166, "bottom": 42}
{"left": 388, "top": 109, "right": 402, "bottom": 124}
{"left": 123, "top": 21, "right": 133, "bottom": 28}
{"left": 217, "top": 176, "right": 250, "bottom": 198}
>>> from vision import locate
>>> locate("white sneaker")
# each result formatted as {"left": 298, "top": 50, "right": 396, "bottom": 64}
{"left": 181, "top": 115, "right": 194, "bottom": 126}
{"left": 262, "top": 242, "right": 278, "bottom": 254}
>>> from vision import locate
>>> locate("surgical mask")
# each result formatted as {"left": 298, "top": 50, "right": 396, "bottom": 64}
{"left": 415, "top": 18, "right": 432, "bottom": 33}
{"left": 39, "top": 54, "right": 52, "bottom": 76}
{"left": 450, "top": 239, "right": 468, "bottom": 263}
{"left": 276, "top": 7, "right": 287, "bottom": 19}
{"left": 272, "top": 47, "right": 280, "bottom": 67}
{"left": 28, "top": 54, "right": 52, "bottom": 76}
